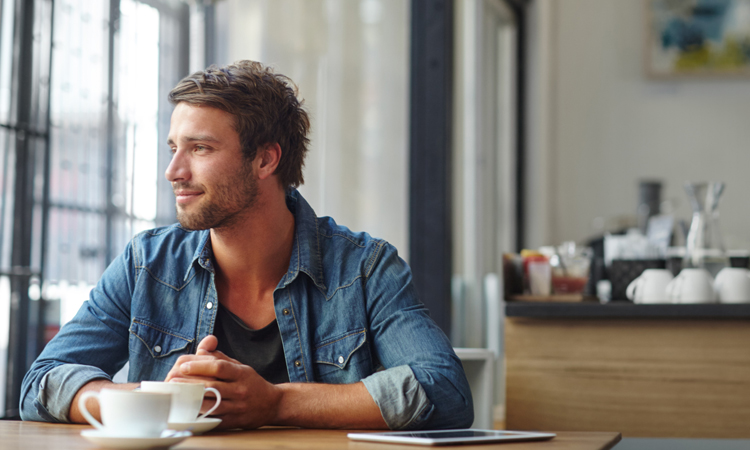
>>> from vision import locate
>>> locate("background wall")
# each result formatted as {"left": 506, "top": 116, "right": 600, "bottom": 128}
{"left": 213, "top": 0, "right": 410, "bottom": 259}
{"left": 526, "top": 0, "right": 750, "bottom": 250}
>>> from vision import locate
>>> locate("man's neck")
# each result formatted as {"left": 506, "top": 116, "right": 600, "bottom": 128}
{"left": 209, "top": 189, "right": 295, "bottom": 318}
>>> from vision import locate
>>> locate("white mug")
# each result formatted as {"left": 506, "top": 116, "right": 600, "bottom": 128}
{"left": 140, "top": 381, "right": 221, "bottom": 423}
{"left": 626, "top": 269, "right": 674, "bottom": 304}
{"left": 665, "top": 268, "right": 717, "bottom": 304}
{"left": 713, "top": 267, "right": 750, "bottom": 303}
{"left": 78, "top": 389, "right": 171, "bottom": 437}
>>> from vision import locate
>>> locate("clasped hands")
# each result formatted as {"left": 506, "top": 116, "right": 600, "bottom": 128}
{"left": 164, "top": 335, "right": 281, "bottom": 430}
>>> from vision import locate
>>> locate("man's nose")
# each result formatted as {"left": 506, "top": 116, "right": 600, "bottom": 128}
{"left": 165, "top": 149, "right": 189, "bottom": 182}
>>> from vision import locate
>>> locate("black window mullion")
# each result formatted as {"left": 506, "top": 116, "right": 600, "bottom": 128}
{"left": 5, "top": 0, "right": 42, "bottom": 419}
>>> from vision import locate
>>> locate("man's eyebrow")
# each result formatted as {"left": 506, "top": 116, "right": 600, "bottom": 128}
{"left": 166, "top": 135, "right": 221, "bottom": 146}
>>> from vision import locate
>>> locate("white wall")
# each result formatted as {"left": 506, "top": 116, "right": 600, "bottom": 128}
{"left": 526, "top": 0, "right": 750, "bottom": 250}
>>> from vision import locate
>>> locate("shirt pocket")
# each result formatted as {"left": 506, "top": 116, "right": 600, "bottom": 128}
{"left": 313, "top": 329, "right": 369, "bottom": 383}
{"left": 129, "top": 318, "right": 194, "bottom": 359}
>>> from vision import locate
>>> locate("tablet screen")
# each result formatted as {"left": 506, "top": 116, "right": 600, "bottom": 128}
{"left": 348, "top": 429, "right": 556, "bottom": 446}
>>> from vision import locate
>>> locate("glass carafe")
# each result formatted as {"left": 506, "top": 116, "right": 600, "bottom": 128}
{"left": 683, "top": 182, "right": 727, "bottom": 277}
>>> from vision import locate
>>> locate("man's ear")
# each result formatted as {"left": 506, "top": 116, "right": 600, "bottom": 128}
{"left": 256, "top": 143, "right": 282, "bottom": 180}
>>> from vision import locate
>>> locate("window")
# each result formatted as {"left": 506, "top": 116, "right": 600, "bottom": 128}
{"left": 0, "top": 0, "right": 188, "bottom": 418}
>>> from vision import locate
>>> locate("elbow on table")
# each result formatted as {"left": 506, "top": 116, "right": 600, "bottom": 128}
{"left": 444, "top": 391, "right": 474, "bottom": 429}
{"left": 19, "top": 397, "right": 48, "bottom": 422}
{"left": 444, "top": 369, "right": 475, "bottom": 429}
{"left": 420, "top": 385, "right": 474, "bottom": 430}
{"left": 19, "top": 368, "right": 37, "bottom": 419}
{"left": 19, "top": 389, "right": 39, "bottom": 422}
{"left": 19, "top": 368, "right": 57, "bottom": 423}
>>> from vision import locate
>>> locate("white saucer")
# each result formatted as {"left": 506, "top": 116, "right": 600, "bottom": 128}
{"left": 168, "top": 417, "right": 222, "bottom": 434}
{"left": 80, "top": 429, "right": 191, "bottom": 449}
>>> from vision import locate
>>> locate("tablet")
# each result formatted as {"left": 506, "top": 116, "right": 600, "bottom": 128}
{"left": 347, "top": 429, "right": 556, "bottom": 446}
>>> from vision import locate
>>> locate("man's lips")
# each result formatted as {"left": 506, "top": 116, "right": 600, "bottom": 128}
{"left": 173, "top": 190, "right": 203, "bottom": 204}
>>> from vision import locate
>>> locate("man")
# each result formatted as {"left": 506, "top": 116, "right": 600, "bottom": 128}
{"left": 20, "top": 60, "right": 473, "bottom": 430}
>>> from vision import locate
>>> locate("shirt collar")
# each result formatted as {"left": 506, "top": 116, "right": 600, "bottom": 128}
{"left": 284, "top": 189, "right": 327, "bottom": 292}
{"left": 182, "top": 190, "right": 327, "bottom": 293}
{"left": 186, "top": 229, "right": 213, "bottom": 281}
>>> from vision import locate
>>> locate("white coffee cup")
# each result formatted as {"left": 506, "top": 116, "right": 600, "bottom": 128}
{"left": 665, "top": 268, "right": 717, "bottom": 304}
{"left": 713, "top": 267, "right": 750, "bottom": 303}
{"left": 626, "top": 269, "right": 674, "bottom": 304}
{"left": 78, "top": 389, "right": 171, "bottom": 437}
{"left": 140, "top": 381, "right": 221, "bottom": 423}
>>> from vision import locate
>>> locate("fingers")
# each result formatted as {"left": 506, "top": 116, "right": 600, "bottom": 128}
{"left": 195, "top": 337, "right": 241, "bottom": 365}
{"left": 169, "top": 375, "right": 220, "bottom": 384}
{"left": 194, "top": 348, "right": 242, "bottom": 366}
{"left": 196, "top": 335, "right": 219, "bottom": 355}
{"left": 179, "top": 359, "right": 243, "bottom": 381}
{"left": 165, "top": 354, "right": 221, "bottom": 382}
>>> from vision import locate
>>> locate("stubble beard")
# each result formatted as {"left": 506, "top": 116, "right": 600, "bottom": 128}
{"left": 174, "top": 161, "right": 259, "bottom": 231}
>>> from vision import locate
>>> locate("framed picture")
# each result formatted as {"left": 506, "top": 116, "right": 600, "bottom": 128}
{"left": 646, "top": 0, "right": 750, "bottom": 77}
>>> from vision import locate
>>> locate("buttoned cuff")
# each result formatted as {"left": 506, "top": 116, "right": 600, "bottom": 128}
{"left": 34, "top": 364, "right": 112, "bottom": 423}
{"left": 361, "top": 364, "right": 434, "bottom": 430}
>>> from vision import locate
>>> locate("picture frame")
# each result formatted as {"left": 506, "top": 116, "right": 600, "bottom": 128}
{"left": 645, "top": 0, "right": 750, "bottom": 78}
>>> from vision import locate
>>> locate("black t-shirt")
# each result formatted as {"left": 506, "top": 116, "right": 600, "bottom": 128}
{"left": 213, "top": 305, "right": 290, "bottom": 384}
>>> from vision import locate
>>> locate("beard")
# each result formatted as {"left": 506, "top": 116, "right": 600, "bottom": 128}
{"left": 173, "top": 160, "right": 259, "bottom": 231}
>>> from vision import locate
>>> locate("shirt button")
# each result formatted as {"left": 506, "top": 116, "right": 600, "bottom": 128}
{"left": 282, "top": 308, "right": 290, "bottom": 315}
{"left": 294, "top": 360, "right": 301, "bottom": 367}
{"left": 206, "top": 302, "right": 213, "bottom": 310}
{"left": 154, "top": 345, "right": 162, "bottom": 353}
{"left": 338, "top": 356, "right": 344, "bottom": 364}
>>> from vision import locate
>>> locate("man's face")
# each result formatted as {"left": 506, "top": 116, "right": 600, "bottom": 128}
{"left": 165, "top": 103, "right": 258, "bottom": 230}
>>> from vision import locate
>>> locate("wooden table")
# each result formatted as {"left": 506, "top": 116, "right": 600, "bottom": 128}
{"left": 0, "top": 421, "right": 621, "bottom": 449}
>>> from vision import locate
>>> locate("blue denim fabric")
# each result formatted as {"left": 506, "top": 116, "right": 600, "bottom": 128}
{"left": 20, "top": 190, "right": 473, "bottom": 429}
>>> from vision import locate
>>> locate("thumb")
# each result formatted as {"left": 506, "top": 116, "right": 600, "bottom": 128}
{"left": 196, "top": 335, "right": 219, "bottom": 355}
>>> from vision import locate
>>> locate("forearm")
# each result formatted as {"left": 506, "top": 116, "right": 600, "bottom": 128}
{"left": 272, "top": 381, "right": 386, "bottom": 429}
{"left": 69, "top": 380, "right": 139, "bottom": 424}
{"left": 364, "top": 244, "right": 474, "bottom": 429}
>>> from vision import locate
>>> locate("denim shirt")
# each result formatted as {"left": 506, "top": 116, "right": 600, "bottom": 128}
{"left": 20, "top": 190, "right": 473, "bottom": 430}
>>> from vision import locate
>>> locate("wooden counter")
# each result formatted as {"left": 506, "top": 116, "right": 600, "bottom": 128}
{"left": 505, "top": 302, "right": 750, "bottom": 438}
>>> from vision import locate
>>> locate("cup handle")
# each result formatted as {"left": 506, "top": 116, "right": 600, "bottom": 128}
{"left": 78, "top": 391, "right": 104, "bottom": 430}
{"left": 626, "top": 277, "right": 641, "bottom": 301}
{"left": 197, "top": 387, "right": 222, "bottom": 420}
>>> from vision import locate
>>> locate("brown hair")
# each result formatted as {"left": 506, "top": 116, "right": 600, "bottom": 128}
{"left": 168, "top": 60, "right": 310, "bottom": 189}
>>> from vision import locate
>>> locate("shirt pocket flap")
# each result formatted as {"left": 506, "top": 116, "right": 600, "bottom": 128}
{"left": 130, "top": 319, "right": 193, "bottom": 359}
{"left": 314, "top": 329, "right": 367, "bottom": 369}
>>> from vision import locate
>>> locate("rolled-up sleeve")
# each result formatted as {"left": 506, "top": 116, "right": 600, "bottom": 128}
{"left": 362, "top": 365, "right": 432, "bottom": 429}
{"left": 21, "top": 364, "right": 112, "bottom": 422}
{"left": 362, "top": 243, "right": 473, "bottom": 430}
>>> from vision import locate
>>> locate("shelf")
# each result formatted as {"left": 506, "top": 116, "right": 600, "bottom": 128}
{"left": 506, "top": 294, "right": 596, "bottom": 303}
{"left": 504, "top": 302, "right": 750, "bottom": 319}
